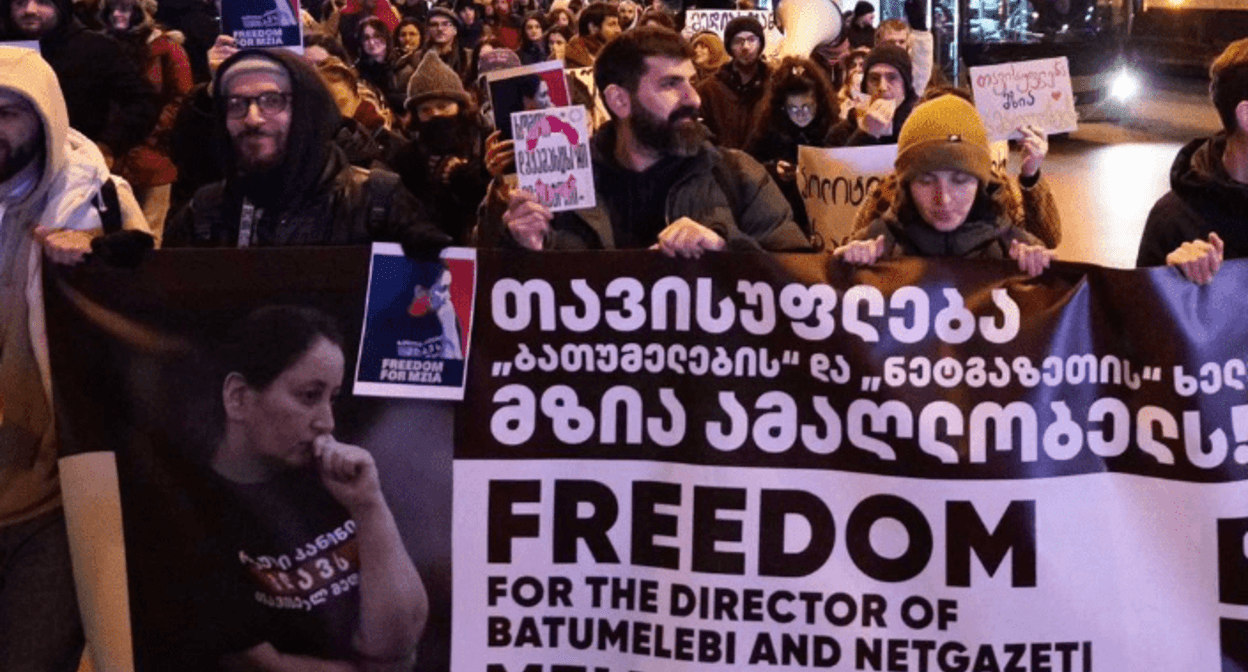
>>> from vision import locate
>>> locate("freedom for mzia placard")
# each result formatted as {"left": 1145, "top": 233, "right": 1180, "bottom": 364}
{"left": 511, "top": 105, "right": 595, "bottom": 212}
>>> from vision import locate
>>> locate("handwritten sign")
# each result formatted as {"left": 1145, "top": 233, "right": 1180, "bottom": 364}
{"left": 511, "top": 105, "right": 595, "bottom": 212}
{"left": 797, "top": 144, "right": 897, "bottom": 249}
{"left": 684, "top": 10, "right": 784, "bottom": 58}
{"left": 970, "top": 57, "right": 1077, "bottom": 141}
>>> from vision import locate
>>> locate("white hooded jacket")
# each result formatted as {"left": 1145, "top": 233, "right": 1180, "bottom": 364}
{"left": 0, "top": 46, "right": 147, "bottom": 526}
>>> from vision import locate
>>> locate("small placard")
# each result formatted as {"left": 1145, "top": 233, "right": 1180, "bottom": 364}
{"left": 353, "top": 245, "right": 476, "bottom": 400}
{"left": 510, "top": 105, "right": 595, "bottom": 212}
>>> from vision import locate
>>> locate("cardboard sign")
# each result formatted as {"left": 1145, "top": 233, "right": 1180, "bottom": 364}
{"left": 684, "top": 10, "right": 784, "bottom": 58}
{"left": 970, "top": 56, "right": 1078, "bottom": 141}
{"left": 354, "top": 245, "right": 477, "bottom": 400}
{"left": 511, "top": 105, "right": 596, "bottom": 212}
{"left": 797, "top": 144, "right": 897, "bottom": 249}
{"left": 484, "top": 60, "right": 571, "bottom": 140}
{"left": 219, "top": 0, "right": 303, "bottom": 50}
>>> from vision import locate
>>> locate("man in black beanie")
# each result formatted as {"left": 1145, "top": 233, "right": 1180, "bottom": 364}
{"left": 830, "top": 43, "right": 917, "bottom": 146}
{"left": 696, "top": 15, "right": 770, "bottom": 150}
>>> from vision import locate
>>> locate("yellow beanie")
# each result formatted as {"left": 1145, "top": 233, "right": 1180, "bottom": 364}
{"left": 895, "top": 95, "right": 992, "bottom": 185}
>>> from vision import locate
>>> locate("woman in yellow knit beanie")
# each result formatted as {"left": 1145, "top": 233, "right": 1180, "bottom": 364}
{"left": 834, "top": 94, "right": 1055, "bottom": 276}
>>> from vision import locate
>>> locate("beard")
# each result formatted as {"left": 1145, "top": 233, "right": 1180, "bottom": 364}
{"left": 232, "top": 129, "right": 286, "bottom": 174}
{"left": 0, "top": 128, "right": 43, "bottom": 183}
{"left": 629, "top": 99, "right": 707, "bottom": 158}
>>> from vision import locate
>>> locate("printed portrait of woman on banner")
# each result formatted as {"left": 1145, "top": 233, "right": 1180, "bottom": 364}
{"left": 185, "top": 305, "right": 429, "bottom": 670}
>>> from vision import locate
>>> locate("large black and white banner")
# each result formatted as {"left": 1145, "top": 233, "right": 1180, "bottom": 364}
{"left": 457, "top": 251, "right": 1248, "bottom": 672}
{"left": 43, "top": 249, "right": 1248, "bottom": 671}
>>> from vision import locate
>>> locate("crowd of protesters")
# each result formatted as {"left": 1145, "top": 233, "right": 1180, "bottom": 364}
{"left": 2, "top": 0, "right": 1247, "bottom": 666}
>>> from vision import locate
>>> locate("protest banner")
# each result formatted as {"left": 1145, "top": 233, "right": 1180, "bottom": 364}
{"left": 970, "top": 57, "right": 1078, "bottom": 141}
{"left": 684, "top": 10, "right": 784, "bottom": 57}
{"left": 456, "top": 250, "right": 1248, "bottom": 672}
{"left": 798, "top": 144, "right": 897, "bottom": 249}
{"left": 44, "top": 249, "right": 1248, "bottom": 672}
{"left": 355, "top": 245, "right": 477, "bottom": 400}
{"left": 219, "top": 0, "right": 302, "bottom": 50}
{"left": 46, "top": 248, "right": 454, "bottom": 672}
{"left": 511, "top": 105, "right": 595, "bottom": 212}
{"left": 484, "top": 61, "right": 571, "bottom": 140}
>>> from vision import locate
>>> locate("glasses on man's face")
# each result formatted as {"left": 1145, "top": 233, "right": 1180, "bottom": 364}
{"left": 786, "top": 104, "right": 814, "bottom": 116}
{"left": 732, "top": 34, "right": 760, "bottom": 47}
{"left": 224, "top": 91, "right": 292, "bottom": 119}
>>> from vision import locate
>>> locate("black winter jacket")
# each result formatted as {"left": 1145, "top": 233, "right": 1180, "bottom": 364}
{"left": 1137, "top": 134, "right": 1248, "bottom": 266}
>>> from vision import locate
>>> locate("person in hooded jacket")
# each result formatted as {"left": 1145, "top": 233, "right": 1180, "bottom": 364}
{"left": 0, "top": 46, "right": 151, "bottom": 672}
{"left": 163, "top": 49, "right": 451, "bottom": 254}
{"left": 834, "top": 95, "right": 1054, "bottom": 276}
{"left": 1137, "top": 37, "right": 1248, "bottom": 284}
{"left": 2, "top": 0, "right": 160, "bottom": 166}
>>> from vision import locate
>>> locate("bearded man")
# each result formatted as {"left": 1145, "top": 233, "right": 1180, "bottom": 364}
{"left": 495, "top": 26, "right": 808, "bottom": 255}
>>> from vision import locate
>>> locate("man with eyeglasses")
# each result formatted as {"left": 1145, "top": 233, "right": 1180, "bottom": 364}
{"left": 696, "top": 16, "right": 771, "bottom": 150}
{"left": 165, "top": 50, "right": 452, "bottom": 254}
{"left": 422, "top": 7, "right": 472, "bottom": 83}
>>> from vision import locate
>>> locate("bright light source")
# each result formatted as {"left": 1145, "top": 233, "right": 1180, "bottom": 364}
{"left": 1111, "top": 70, "right": 1139, "bottom": 101}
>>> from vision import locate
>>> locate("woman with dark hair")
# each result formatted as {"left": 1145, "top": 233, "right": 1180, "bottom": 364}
{"left": 746, "top": 57, "right": 839, "bottom": 236}
{"left": 394, "top": 17, "right": 423, "bottom": 55}
{"left": 544, "top": 25, "right": 572, "bottom": 62}
{"left": 517, "top": 11, "right": 548, "bottom": 64}
{"left": 196, "top": 304, "right": 429, "bottom": 671}
{"left": 834, "top": 95, "right": 1055, "bottom": 275}
{"left": 356, "top": 18, "right": 401, "bottom": 106}
{"left": 99, "top": 0, "right": 193, "bottom": 243}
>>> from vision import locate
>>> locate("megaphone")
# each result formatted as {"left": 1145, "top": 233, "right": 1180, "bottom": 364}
{"left": 774, "top": 0, "right": 844, "bottom": 60}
